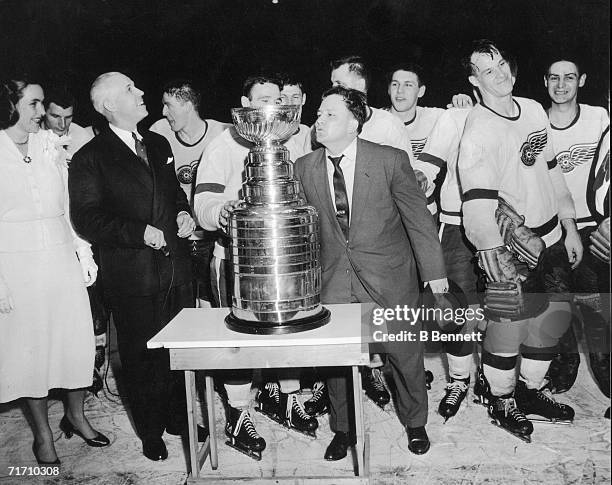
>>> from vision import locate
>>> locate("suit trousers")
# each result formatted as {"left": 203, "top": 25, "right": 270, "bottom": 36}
{"left": 107, "top": 282, "right": 193, "bottom": 441}
{"left": 327, "top": 274, "right": 428, "bottom": 434}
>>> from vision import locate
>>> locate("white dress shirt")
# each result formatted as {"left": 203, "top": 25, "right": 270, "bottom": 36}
{"left": 108, "top": 123, "right": 142, "bottom": 155}
{"left": 325, "top": 137, "right": 357, "bottom": 224}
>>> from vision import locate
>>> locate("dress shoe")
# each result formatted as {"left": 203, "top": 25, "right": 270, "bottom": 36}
{"left": 165, "top": 423, "right": 209, "bottom": 442}
{"left": 324, "top": 431, "right": 356, "bottom": 461}
{"left": 407, "top": 426, "right": 430, "bottom": 455}
{"left": 361, "top": 367, "right": 391, "bottom": 408}
{"left": 142, "top": 438, "right": 168, "bottom": 461}
{"left": 32, "top": 442, "right": 60, "bottom": 465}
{"left": 60, "top": 415, "right": 110, "bottom": 447}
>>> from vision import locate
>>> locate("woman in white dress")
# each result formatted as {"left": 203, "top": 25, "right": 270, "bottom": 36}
{"left": 0, "top": 78, "right": 109, "bottom": 464}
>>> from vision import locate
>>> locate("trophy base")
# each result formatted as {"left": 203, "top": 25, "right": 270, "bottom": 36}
{"left": 225, "top": 307, "right": 331, "bottom": 335}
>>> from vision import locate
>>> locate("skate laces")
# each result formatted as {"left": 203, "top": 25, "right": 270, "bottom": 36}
{"left": 309, "top": 382, "right": 325, "bottom": 402}
{"left": 538, "top": 387, "right": 565, "bottom": 408}
{"left": 501, "top": 397, "right": 528, "bottom": 421}
{"left": 235, "top": 410, "right": 261, "bottom": 439}
{"left": 444, "top": 380, "right": 468, "bottom": 406}
{"left": 371, "top": 369, "right": 386, "bottom": 391}
{"left": 288, "top": 394, "right": 310, "bottom": 420}
{"left": 265, "top": 382, "right": 280, "bottom": 403}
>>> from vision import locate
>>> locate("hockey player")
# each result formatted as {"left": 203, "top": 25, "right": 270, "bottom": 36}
{"left": 194, "top": 74, "right": 316, "bottom": 460}
{"left": 543, "top": 58, "right": 610, "bottom": 394}
{"left": 150, "top": 80, "right": 230, "bottom": 308}
{"left": 458, "top": 40, "right": 580, "bottom": 442}
{"left": 417, "top": 105, "right": 479, "bottom": 421}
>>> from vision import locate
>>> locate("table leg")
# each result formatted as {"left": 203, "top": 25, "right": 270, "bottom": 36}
{"left": 184, "top": 371, "right": 199, "bottom": 478}
{"left": 352, "top": 365, "right": 365, "bottom": 477}
{"left": 205, "top": 374, "right": 218, "bottom": 469}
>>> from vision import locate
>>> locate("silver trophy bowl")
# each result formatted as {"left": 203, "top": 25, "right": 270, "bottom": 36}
{"left": 225, "top": 106, "right": 330, "bottom": 334}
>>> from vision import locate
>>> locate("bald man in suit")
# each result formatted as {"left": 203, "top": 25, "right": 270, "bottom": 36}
{"left": 293, "top": 86, "right": 447, "bottom": 459}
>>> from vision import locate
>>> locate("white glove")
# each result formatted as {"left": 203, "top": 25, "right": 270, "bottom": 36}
{"left": 79, "top": 256, "right": 98, "bottom": 287}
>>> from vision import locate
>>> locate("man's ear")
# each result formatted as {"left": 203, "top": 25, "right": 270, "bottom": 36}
{"left": 578, "top": 73, "right": 587, "bottom": 88}
{"left": 301, "top": 93, "right": 307, "bottom": 107}
{"left": 543, "top": 75, "right": 549, "bottom": 88}
{"left": 102, "top": 98, "right": 115, "bottom": 113}
{"left": 418, "top": 85, "right": 426, "bottom": 99}
{"left": 240, "top": 96, "right": 251, "bottom": 108}
{"left": 468, "top": 75, "right": 479, "bottom": 89}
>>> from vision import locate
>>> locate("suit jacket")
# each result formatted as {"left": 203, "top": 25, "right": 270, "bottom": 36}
{"left": 69, "top": 125, "right": 191, "bottom": 296}
{"left": 293, "top": 138, "right": 445, "bottom": 309}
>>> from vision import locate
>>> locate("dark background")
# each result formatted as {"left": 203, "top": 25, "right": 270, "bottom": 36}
{"left": 1, "top": 0, "right": 609, "bottom": 127}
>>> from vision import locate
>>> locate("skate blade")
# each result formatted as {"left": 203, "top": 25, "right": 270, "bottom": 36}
{"left": 255, "top": 407, "right": 318, "bottom": 440}
{"left": 490, "top": 420, "right": 532, "bottom": 443}
{"left": 225, "top": 440, "right": 262, "bottom": 461}
{"left": 529, "top": 417, "right": 573, "bottom": 425}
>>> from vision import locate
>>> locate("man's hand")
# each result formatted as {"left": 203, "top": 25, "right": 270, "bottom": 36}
{"left": 0, "top": 279, "right": 15, "bottom": 314}
{"left": 590, "top": 217, "right": 610, "bottom": 263}
{"left": 562, "top": 219, "right": 583, "bottom": 269}
{"left": 144, "top": 224, "right": 167, "bottom": 250}
{"left": 219, "top": 200, "right": 241, "bottom": 231}
{"left": 426, "top": 277, "right": 449, "bottom": 293}
{"left": 414, "top": 170, "right": 429, "bottom": 194}
{"left": 176, "top": 212, "right": 196, "bottom": 238}
{"left": 446, "top": 93, "right": 473, "bottom": 109}
{"left": 79, "top": 256, "right": 98, "bottom": 287}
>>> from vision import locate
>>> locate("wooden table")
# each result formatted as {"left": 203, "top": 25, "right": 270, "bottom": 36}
{"left": 147, "top": 303, "right": 370, "bottom": 484}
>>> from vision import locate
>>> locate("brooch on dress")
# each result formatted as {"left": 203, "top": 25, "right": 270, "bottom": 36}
{"left": 23, "top": 156, "right": 32, "bottom": 164}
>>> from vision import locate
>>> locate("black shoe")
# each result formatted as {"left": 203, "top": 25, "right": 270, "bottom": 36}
{"left": 32, "top": 442, "right": 60, "bottom": 465}
{"left": 362, "top": 367, "right": 391, "bottom": 408}
{"left": 142, "top": 438, "right": 168, "bottom": 461}
{"left": 60, "top": 415, "right": 110, "bottom": 447}
{"left": 407, "top": 426, "right": 430, "bottom": 455}
{"left": 324, "top": 431, "right": 356, "bottom": 461}
{"left": 281, "top": 392, "right": 318, "bottom": 434}
{"left": 165, "top": 422, "right": 209, "bottom": 442}
{"left": 438, "top": 377, "right": 470, "bottom": 421}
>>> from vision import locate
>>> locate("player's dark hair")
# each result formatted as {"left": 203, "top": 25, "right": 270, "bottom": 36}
{"left": 330, "top": 55, "right": 371, "bottom": 93}
{"left": 43, "top": 85, "right": 76, "bottom": 111}
{"left": 276, "top": 72, "right": 305, "bottom": 94}
{"left": 242, "top": 74, "right": 282, "bottom": 99}
{"left": 321, "top": 85, "right": 368, "bottom": 134}
{"left": 386, "top": 62, "right": 426, "bottom": 87}
{"left": 462, "top": 39, "right": 513, "bottom": 77}
{"left": 544, "top": 57, "right": 583, "bottom": 78}
{"left": 162, "top": 79, "right": 202, "bottom": 111}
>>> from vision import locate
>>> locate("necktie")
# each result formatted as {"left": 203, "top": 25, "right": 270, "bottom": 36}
{"left": 329, "top": 155, "right": 349, "bottom": 240}
{"left": 132, "top": 132, "right": 149, "bottom": 166}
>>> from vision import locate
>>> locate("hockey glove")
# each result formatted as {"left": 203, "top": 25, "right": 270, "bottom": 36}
{"left": 495, "top": 198, "right": 545, "bottom": 269}
{"left": 590, "top": 217, "right": 610, "bottom": 263}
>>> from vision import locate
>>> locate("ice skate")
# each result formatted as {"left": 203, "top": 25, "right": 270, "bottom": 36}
{"left": 304, "top": 381, "right": 329, "bottom": 417}
{"left": 362, "top": 367, "right": 390, "bottom": 409}
{"left": 425, "top": 370, "right": 434, "bottom": 390}
{"left": 438, "top": 377, "right": 470, "bottom": 422}
{"left": 280, "top": 392, "right": 319, "bottom": 438}
{"left": 514, "top": 380, "right": 574, "bottom": 425}
{"left": 256, "top": 382, "right": 318, "bottom": 438}
{"left": 472, "top": 366, "right": 492, "bottom": 407}
{"left": 225, "top": 406, "right": 266, "bottom": 461}
{"left": 488, "top": 394, "right": 533, "bottom": 443}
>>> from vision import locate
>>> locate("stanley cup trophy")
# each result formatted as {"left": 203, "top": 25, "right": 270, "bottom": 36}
{"left": 225, "top": 105, "right": 330, "bottom": 334}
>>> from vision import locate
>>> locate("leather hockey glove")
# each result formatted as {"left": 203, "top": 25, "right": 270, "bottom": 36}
{"left": 590, "top": 217, "right": 610, "bottom": 263}
{"left": 478, "top": 246, "right": 530, "bottom": 321}
{"left": 495, "top": 198, "right": 545, "bottom": 270}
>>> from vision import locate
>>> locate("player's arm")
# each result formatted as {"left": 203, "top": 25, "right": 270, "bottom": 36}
{"left": 193, "top": 142, "right": 235, "bottom": 231}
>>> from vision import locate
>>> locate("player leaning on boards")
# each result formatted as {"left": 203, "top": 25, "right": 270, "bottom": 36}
{"left": 457, "top": 40, "right": 580, "bottom": 443}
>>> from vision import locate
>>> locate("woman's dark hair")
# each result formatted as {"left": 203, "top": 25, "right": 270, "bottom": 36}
{"left": 0, "top": 78, "right": 34, "bottom": 129}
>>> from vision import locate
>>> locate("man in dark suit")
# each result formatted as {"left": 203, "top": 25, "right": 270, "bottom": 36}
{"left": 293, "top": 86, "right": 448, "bottom": 459}
{"left": 69, "top": 72, "right": 198, "bottom": 461}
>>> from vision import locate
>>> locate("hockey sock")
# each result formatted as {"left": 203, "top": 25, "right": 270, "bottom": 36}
{"left": 482, "top": 351, "right": 517, "bottom": 396}
{"left": 447, "top": 353, "right": 472, "bottom": 380}
{"left": 519, "top": 355, "right": 552, "bottom": 390}
{"left": 225, "top": 382, "right": 253, "bottom": 409}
